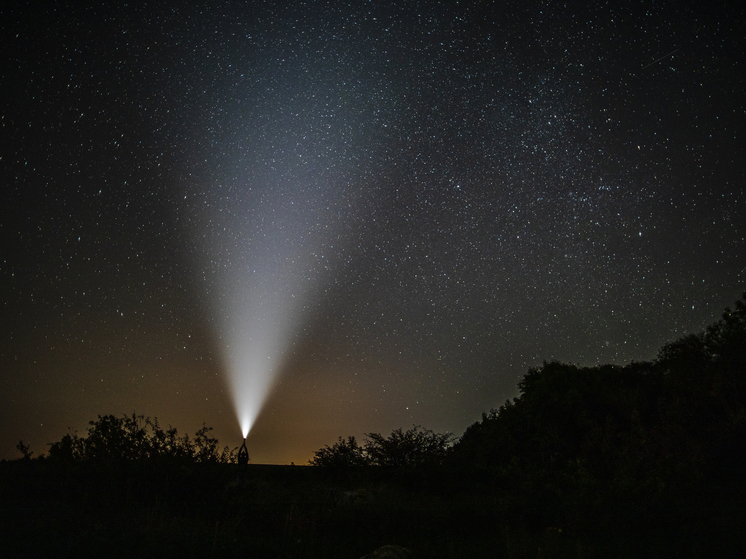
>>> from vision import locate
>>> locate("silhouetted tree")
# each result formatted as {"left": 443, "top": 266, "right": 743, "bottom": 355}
{"left": 365, "top": 426, "right": 455, "bottom": 467}
{"left": 310, "top": 427, "right": 454, "bottom": 468}
{"left": 47, "top": 413, "right": 236, "bottom": 464}
{"left": 309, "top": 435, "right": 370, "bottom": 467}
{"left": 450, "top": 292, "right": 746, "bottom": 528}
{"left": 16, "top": 440, "right": 33, "bottom": 460}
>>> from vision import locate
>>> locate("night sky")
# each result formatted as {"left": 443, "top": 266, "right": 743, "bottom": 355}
{"left": 2, "top": 1, "right": 744, "bottom": 464}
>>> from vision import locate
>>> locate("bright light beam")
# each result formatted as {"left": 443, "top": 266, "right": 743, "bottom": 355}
{"left": 194, "top": 174, "right": 339, "bottom": 441}
{"left": 186, "top": 51, "right": 368, "bottom": 441}
{"left": 221, "top": 255, "right": 304, "bottom": 438}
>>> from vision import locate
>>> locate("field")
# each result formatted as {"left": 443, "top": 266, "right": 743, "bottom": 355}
{"left": 3, "top": 458, "right": 744, "bottom": 558}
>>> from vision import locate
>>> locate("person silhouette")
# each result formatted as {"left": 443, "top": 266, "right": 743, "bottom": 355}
{"left": 238, "top": 439, "right": 249, "bottom": 467}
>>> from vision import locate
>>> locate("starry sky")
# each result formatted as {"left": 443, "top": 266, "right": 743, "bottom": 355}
{"left": 2, "top": 1, "right": 744, "bottom": 464}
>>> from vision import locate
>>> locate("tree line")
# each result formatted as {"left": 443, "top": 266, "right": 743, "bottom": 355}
{"left": 308, "top": 426, "right": 454, "bottom": 468}
{"left": 310, "top": 294, "right": 746, "bottom": 506}
{"left": 18, "top": 292, "right": 746, "bottom": 493}
{"left": 18, "top": 413, "right": 236, "bottom": 465}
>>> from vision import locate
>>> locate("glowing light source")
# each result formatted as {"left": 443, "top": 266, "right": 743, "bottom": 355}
{"left": 196, "top": 186, "right": 336, "bottom": 441}
{"left": 189, "top": 95, "right": 354, "bottom": 442}
{"left": 219, "top": 254, "right": 307, "bottom": 439}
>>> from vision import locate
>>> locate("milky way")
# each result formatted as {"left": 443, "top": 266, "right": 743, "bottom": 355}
{"left": 2, "top": 1, "right": 744, "bottom": 463}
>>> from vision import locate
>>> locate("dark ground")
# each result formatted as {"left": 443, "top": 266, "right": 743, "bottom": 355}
{"left": 2, "top": 458, "right": 745, "bottom": 559}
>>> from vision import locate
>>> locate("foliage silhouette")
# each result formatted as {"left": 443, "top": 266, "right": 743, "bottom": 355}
{"left": 365, "top": 426, "right": 454, "bottom": 467}
{"left": 309, "top": 426, "right": 454, "bottom": 468}
{"left": 15, "top": 440, "right": 33, "bottom": 460}
{"left": 46, "top": 413, "right": 236, "bottom": 464}
{"left": 448, "top": 292, "right": 746, "bottom": 530}
{"left": 307, "top": 293, "right": 746, "bottom": 551}
{"left": 309, "top": 435, "right": 369, "bottom": 467}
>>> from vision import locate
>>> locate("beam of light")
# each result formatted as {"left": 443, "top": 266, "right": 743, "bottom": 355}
{"left": 183, "top": 46, "right": 374, "bottom": 442}
{"left": 202, "top": 195, "right": 326, "bottom": 439}
{"left": 219, "top": 235, "right": 311, "bottom": 439}
{"left": 190, "top": 160, "right": 350, "bottom": 440}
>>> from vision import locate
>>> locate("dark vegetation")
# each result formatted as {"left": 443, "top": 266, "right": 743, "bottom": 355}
{"left": 308, "top": 426, "right": 454, "bottom": 468}
{"left": 3, "top": 295, "right": 746, "bottom": 558}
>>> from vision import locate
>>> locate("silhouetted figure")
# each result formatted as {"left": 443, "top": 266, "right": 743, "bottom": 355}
{"left": 238, "top": 439, "right": 249, "bottom": 467}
